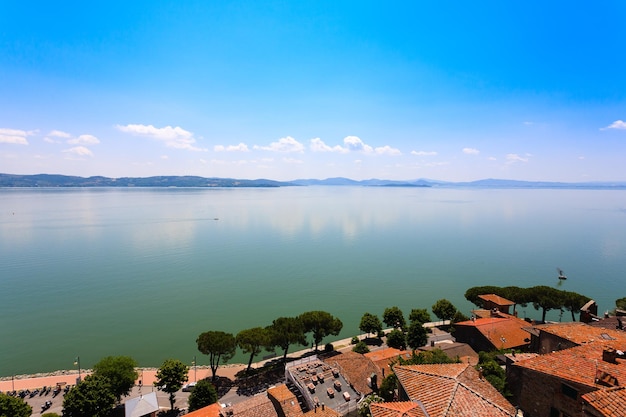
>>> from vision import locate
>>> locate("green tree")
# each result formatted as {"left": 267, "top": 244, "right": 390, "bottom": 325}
{"left": 378, "top": 374, "right": 397, "bottom": 401}
{"left": 409, "top": 308, "right": 431, "bottom": 325}
{"left": 266, "top": 316, "right": 306, "bottom": 362}
{"left": 407, "top": 321, "right": 428, "bottom": 349}
{"left": 155, "top": 359, "right": 189, "bottom": 411}
{"left": 358, "top": 393, "right": 384, "bottom": 417}
{"left": 41, "top": 414, "right": 60, "bottom": 417}
{"left": 562, "top": 291, "right": 591, "bottom": 321}
{"left": 352, "top": 340, "right": 370, "bottom": 354}
{"left": 188, "top": 379, "right": 218, "bottom": 411}
{"left": 617, "top": 297, "right": 626, "bottom": 310}
{"left": 359, "top": 312, "right": 383, "bottom": 336}
{"left": 62, "top": 374, "right": 116, "bottom": 417}
{"left": 386, "top": 329, "right": 406, "bottom": 350}
{"left": 299, "top": 310, "right": 343, "bottom": 352}
{"left": 0, "top": 392, "right": 32, "bottom": 417}
{"left": 92, "top": 355, "right": 138, "bottom": 402}
{"left": 432, "top": 299, "right": 458, "bottom": 323}
{"left": 477, "top": 351, "right": 508, "bottom": 395}
{"left": 236, "top": 327, "right": 270, "bottom": 372}
{"left": 197, "top": 331, "right": 236, "bottom": 380}
{"left": 530, "top": 286, "right": 564, "bottom": 322}
{"left": 383, "top": 306, "right": 406, "bottom": 330}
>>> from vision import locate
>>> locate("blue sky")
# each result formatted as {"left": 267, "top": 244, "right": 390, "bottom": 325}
{"left": 1, "top": 1, "right": 625, "bottom": 181}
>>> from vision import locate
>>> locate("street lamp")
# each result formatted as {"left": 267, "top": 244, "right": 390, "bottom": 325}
{"left": 192, "top": 356, "right": 197, "bottom": 382}
{"left": 74, "top": 356, "right": 82, "bottom": 383}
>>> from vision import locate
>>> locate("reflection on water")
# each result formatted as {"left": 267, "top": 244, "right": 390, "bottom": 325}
{"left": 1, "top": 187, "right": 625, "bottom": 375}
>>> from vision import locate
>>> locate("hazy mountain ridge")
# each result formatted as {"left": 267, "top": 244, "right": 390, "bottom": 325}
{"left": 2, "top": 173, "right": 626, "bottom": 189}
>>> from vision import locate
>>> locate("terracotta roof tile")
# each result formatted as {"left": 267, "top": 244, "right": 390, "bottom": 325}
{"left": 221, "top": 394, "right": 279, "bottom": 417}
{"left": 370, "top": 401, "right": 429, "bottom": 417}
{"left": 455, "top": 316, "right": 531, "bottom": 349}
{"left": 582, "top": 386, "right": 626, "bottom": 417}
{"left": 513, "top": 342, "right": 626, "bottom": 389}
{"left": 321, "top": 351, "right": 382, "bottom": 395}
{"left": 393, "top": 364, "right": 516, "bottom": 417}
{"left": 534, "top": 322, "right": 626, "bottom": 345}
{"left": 478, "top": 294, "right": 515, "bottom": 306}
{"left": 184, "top": 403, "right": 221, "bottom": 417}
{"left": 267, "top": 384, "right": 302, "bottom": 417}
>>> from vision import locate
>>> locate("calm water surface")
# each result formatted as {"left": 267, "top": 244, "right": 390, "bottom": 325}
{"left": 1, "top": 187, "right": 625, "bottom": 376}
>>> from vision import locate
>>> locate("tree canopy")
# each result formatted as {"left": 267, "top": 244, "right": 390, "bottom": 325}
{"left": 359, "top": 312, "right": 383, "bottom": 336}
{"left": 266, "top": 316, "right": 307, "bottom": 361}
{"left": 155, "top": 359, "right": 189, "bottom": 410}
{"left": 616, "top": 297, "right": 626, "bottom": 310}
{"left": 409, "top": 308, "right": 431, "bottom": 325}
{"left": 188, "top": 379, "right": 218, "bottom": 411}
{"left": 62, "top": 374, "right": 116, "bottom": 417}
{"left": 432, "top": 299, "right": 458, "bottom": 322}
{"left": 386, "top": 328, "right": 407, "bottom": 350}
{"left": 383, "top": 306, "right": 406, "bottom": 330}
{"left": 236, "top": 327, "right": 270, "bottom": 371}
{"left": 465, "top": 285, "right": 592, "bottom": 322}
{"left": 0, "top": 392, "right": 31, "bottom": 417}
{"left": 407, "top": 321, "right": 428, "bottom": 350}
{"left": 299, "top": 310, "right": 343, "bottom": 352}
{"left": 197, "top": 331, "right": 236, "bottom": 380}
{"left": 92, "top": 355, "right": 138, "bottom": 402}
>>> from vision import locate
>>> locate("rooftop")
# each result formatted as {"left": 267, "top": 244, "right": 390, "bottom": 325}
{"left": 478, "top": 294, "right": 515, "bottom": 306}
{"left": 582, "top": 386, "right": 626, "bottom": 417}
{"left": 534, "top": 322, "right": 626, "bottom": 345}
{"left": 455, "top": 316, "right": 531, "bottom": 349}
{"left": 393, "top": 364, "right": 517, "bottom": 417}
{"left": 512, "top": 342, "right": 626, "bottom": 389}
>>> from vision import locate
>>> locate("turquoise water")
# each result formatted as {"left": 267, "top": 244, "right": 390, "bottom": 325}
{"left": 1, "top": 187, "right": 625, "bottom": 376}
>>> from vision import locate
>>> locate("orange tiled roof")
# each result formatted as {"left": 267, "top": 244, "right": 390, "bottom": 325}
{"left": 513, "top": 342, "right": 626, "bottom": 389}
{"left": 321, "top": 351, "right": 382, "bottom": 395}
{"left": 582, "top": 386, "right": 626, "bottom": 417}
{"left": 455, "top": 316, "right": 530, "bottom": 349}
{"left": 184, "top": 403, "right": 221, "bottom": 417}
{"left": 221, "top": 394, "right": 279, "bottom": 417}
{"left": 267, "top": 384, "right": 302, "bottom": 417}
{"left": 478, "top": 294, "right": 515, "bottom": 306}
{"left": 534, "top": 322, "right": 626, "bottom": 345}
{"left": 370, "top": 401, "right": 429, "bottom": 417}
{"left": 393, "top": 364, "right": 516, "bottom": 417}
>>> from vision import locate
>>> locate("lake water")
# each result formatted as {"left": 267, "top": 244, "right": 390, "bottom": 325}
{"left": 1, "top": 186, "right": 625, "bottom": 377}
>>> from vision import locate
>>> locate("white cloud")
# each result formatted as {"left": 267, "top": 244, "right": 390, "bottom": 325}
{"left": 253, "top": 136, "right": 304, "bottom": 153}
{"left": 116, "top": 123, "right": 207, "bottom": 151}
{"left": 0, "top": 128, "right": 35, "bottom": 145}
{"left": 374, "top": 145, "right": 402, "bottom": 156}
{"left": 63, "top": 146, "right": 94, "bottom": 157}
{"left": 48, "top": 130, "right": 71, "bottom": 138}
{"left": 602, "top": 120, "right": 626, "bottom": 130}
{"left": 68, "top": 134, "right": 100, "bottom": 145}
{"left": 463, "top": 147, "right": 480, "bottom": 155}
{"left": 161, "top": 155, "right": 169, "bottom": 160}
{"left": 506, "top": 153, "right": 529, "bottom": 163}
{"left": 214, "top": 143, "right": 249, "bottom": 152}
{"left": 283, "top": 157, "right": 304, "bottom": 164}
{"left": 411, "top": 150, "right": 438, "bottom": 156}
{"left": 44, "top": 137, "right": 60, "bottom": 144}
{"left": 488, "top": 156, "right": 497, "bottom": 161}
{"left": 310, "top": 138, "right": 349, "bottom": 153}
{"left": 344, "top": 136, "right": 373, "bottom": 153}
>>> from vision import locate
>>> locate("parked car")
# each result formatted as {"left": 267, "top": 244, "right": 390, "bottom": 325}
{"left": 182, "top": 382, "right": 196, "bottom": 392}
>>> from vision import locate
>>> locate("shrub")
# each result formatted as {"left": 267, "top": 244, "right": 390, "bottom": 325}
{"left": 351, "top": 336, "right": 359, "bottom": 345}
{"left": 324, "top": 343, "right": 334, "bottom": 352}
{"left": 352, "top": 340, "right": 370, "bottom": 354}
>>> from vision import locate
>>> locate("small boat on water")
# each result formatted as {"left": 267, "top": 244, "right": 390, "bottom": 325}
{"left": 557, "top": 268, "right": 567, "bottom": 280}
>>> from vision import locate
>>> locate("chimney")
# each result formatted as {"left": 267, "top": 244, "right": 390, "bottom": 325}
{"left": 603, "top": 348, "right": 618, "bottom": 364}
{"left": 322, "top": 403, "right": 325, "bottom": 410}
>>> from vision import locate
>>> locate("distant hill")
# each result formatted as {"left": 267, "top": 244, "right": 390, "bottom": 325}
{"left": 0, "top": 174, "right": 292, "bottom": 188}
{"left": 1, "top": 173, "right": 625, "bottom": 189}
